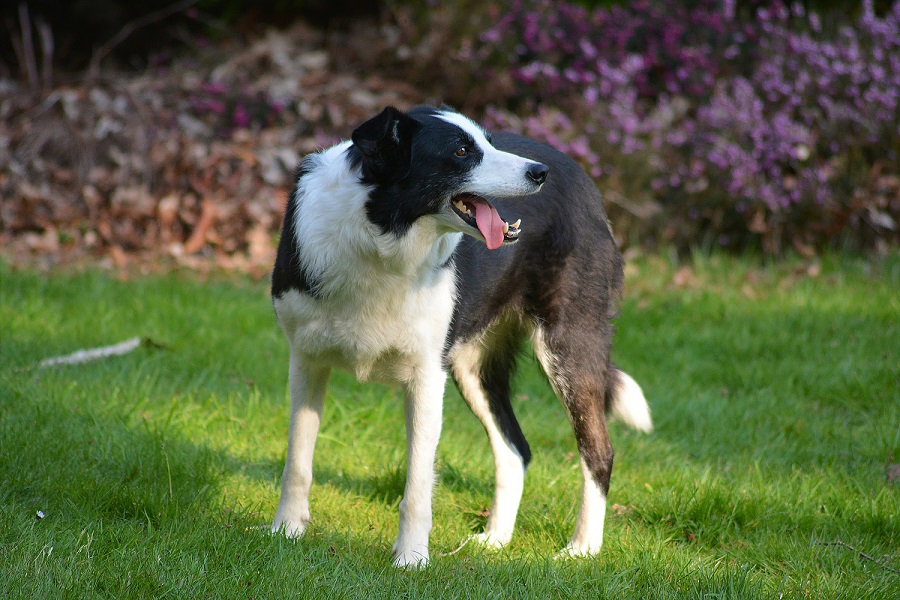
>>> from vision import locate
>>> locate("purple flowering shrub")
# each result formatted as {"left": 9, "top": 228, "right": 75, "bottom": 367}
{"left": 477, "top": 0, "right": 899, "bottom": 253}
{"left": 482, "top": 0, "right": 756, "bottom": 102}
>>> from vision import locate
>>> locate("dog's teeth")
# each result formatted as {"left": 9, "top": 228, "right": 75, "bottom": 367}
{"left": 503, "top": 221, "right": 509, "bottom": 233}
{"left": 454, "top": 200, "right": 475, "bottom": 217}
{"left": 511, "top": 219, "right": 521, "bottom": 229}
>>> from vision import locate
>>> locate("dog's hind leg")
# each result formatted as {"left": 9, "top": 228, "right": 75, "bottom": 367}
{"left": 532, "top": 325, "right": 614, "bottom": 558}
{"left": 448, "top": 329, "right": 530, "bottom": 549}
{"left": 272, "top": 354, "right": 330, "bottom": 538}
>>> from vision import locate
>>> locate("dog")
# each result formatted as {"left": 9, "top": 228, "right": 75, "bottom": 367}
{"left": 269, "top": 105, "right": 652, "bottom": 568}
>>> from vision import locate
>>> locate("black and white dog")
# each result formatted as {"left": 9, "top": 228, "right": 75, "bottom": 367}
{"left": 270, "top": 106, "right": 651, "bottom": 568}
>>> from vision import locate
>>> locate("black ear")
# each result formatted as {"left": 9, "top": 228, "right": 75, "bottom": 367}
{"left": 351, "top": 107, "right": 419, "bottom": 183}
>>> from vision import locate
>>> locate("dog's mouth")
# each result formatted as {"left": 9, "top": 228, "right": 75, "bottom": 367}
{"left": 450, "top": 193, "right": 521, "bottom": 250}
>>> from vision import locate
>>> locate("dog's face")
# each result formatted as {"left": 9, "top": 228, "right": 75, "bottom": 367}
{"left": 350, "top": 106, "right": 548, "bottom": 249}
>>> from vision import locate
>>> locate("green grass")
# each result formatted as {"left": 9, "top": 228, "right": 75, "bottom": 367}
{"left": 1, "top": 254, "right": 898, "bottom": 599}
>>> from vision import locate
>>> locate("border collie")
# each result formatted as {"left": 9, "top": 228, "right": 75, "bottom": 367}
{"left": 270, "top": 106, "right": 651, "bottom": 568}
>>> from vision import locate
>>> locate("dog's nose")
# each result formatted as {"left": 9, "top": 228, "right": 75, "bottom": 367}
{"left": 527, "top": 163, "right": 549, "bottom": 185}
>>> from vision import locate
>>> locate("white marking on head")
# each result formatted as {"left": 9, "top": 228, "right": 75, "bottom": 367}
{"left": 436, "top": 110, "right": 545, "bottom": 198}
{"left": 435, "top": 110, "right": 493, "bottom": 149}
{"left": 391, "top": 119, "right": 400, "bottom": 143}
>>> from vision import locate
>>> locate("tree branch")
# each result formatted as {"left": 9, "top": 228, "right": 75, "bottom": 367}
{"left": 17, "top": 4, "right": 39, "bottom": 93}
{"left": 87, "top": 0, "right": 201, "bottom": 78}
{"left": 36, "top": 17, "right": 54, "bottom": 92}
{"left": 815, "top": 539, "right": 900, "bottom": 575}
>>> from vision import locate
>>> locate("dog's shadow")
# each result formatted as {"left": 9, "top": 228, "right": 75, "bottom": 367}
{"left": 225, "top": 453, "right": 494, "bottom": 509}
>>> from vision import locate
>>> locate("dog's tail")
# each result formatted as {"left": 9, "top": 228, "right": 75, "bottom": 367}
{"left": 606, "top": 366, "right": 653, "bottom": 433}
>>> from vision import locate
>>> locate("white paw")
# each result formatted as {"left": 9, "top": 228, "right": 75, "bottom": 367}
{"left": 392, "top": 546, "right": 430, "bottom": 569}
{"left": 271, "top": 516, "right": 309, "bottom": 538}
{"left": 468, "top": 531, "right": 511, "bottom": 550}
{"left": 553, "top": 542, "right": 601, "bottom": 560}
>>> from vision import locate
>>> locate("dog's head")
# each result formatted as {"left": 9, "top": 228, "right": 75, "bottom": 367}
{"left": 349, "top": 106, "right": 548, "bottom": 250}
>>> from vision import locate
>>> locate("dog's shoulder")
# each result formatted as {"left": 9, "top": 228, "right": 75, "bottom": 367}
{"left": 271, "top": 142, "right": 368, "bottom": 299}
{"left": 273, "top": 155, "right": 319, "bottom": 298}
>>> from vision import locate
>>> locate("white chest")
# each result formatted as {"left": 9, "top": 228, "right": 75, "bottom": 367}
{"left": 273, "top": 266, "right": 456, "bottom": 385}
{"left": 276, "top": 141, "right": 462, "bottom": 385}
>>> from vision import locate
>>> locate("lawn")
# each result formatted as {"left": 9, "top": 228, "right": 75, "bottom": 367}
{"left": 1, "top": 254, "right": 897, "bottom": 599}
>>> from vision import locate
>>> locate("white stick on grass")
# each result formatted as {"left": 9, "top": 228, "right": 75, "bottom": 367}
{"left": 37, "top": 337, "right": 142, "bottom": 368}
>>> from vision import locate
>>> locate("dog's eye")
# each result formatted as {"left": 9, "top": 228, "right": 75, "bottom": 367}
{"left": 455, "top": 147, "right": 468, "bottom": 157}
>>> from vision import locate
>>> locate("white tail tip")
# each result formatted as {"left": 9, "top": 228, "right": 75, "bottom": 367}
{"left": 611, "top": 370, "right": 652, "bottom": 433}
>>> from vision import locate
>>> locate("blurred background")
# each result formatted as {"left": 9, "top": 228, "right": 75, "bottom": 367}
{"left": 2, "top": 0, "right": 897, "bottom": 275}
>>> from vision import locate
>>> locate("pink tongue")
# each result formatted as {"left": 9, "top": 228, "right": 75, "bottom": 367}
{"left": 472, "top": 198, "right": 505, "bottom": 250}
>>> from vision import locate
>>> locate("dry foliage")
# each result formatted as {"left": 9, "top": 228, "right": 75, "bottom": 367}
{"left": 1, "top": 22, "right": 423, "bottom": 276}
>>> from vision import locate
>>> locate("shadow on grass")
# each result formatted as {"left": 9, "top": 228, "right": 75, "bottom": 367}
{"left": 0, "top": 378, "right": 220, "bottom": 530}
{"left": 220, "top": 451, "right": 496, "bottom": 514}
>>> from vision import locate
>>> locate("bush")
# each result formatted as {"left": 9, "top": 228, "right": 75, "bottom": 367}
{"left": 474, "top": 0, "right": 899, "bottom": 253}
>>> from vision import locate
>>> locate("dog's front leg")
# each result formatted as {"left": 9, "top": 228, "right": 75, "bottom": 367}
{"left": 392, "top": 365, "right": 446, "bottom": 569}
{"left": 272, "top": 354, "right": 330, "bottom": 538}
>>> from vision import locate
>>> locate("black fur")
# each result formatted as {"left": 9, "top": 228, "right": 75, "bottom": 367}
{"left": 352, "top": 106, "right": 487, "bottom": 237}
{"left": 271, "top": 158, "right": 322, "bottom": 298}
{"left": 447, "top": 132, "right": 623, "bottom": 491}
{"left": 478, "top": 322, "right": 532, "bottom": 468}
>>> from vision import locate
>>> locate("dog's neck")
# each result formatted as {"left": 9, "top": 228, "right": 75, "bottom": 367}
{"left": 294, "top": 142, "right": 461, "bottom": 298}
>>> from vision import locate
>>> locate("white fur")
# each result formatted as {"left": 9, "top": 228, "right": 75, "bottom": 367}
{"left": 393, "top": 362, "right": 446, "bottom": 568}
{"left": 447, "top": 337, "right": 525, "bottom": 549}
{"left": 555, "top": 458, "right": 607, "bottom": 559}
{"left": 610, "top": 370, "right": 653, "bottom": 433}
{"left": 292, "top": 142, "right": 461, "bottom": 304}
{"left": 530, "top": 325, "right": 569, "bottom": 400}
{"left": 277, "top": 142, "right": 460, "bottom": 384}
{"left": 271, "top": 358, "right": 329, "bottom": 538}
{"left": 436, "top": 111, "right": 541, "bottom": 197}
{"left": 273, "top": 141, "right": 462, "bottom": 569}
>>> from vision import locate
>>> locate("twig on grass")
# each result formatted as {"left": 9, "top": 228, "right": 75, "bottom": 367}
{"left": 815, "top": 539, "right": 900, "bottom": 575}
{"left": 438, "top": 537, "right": 471, "bottom": 557}
{"left": 38, "top": 337, "right": 141, "bottom": 368}
{"left": 30, "top": 337, "right": 168, "bottom": 370}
